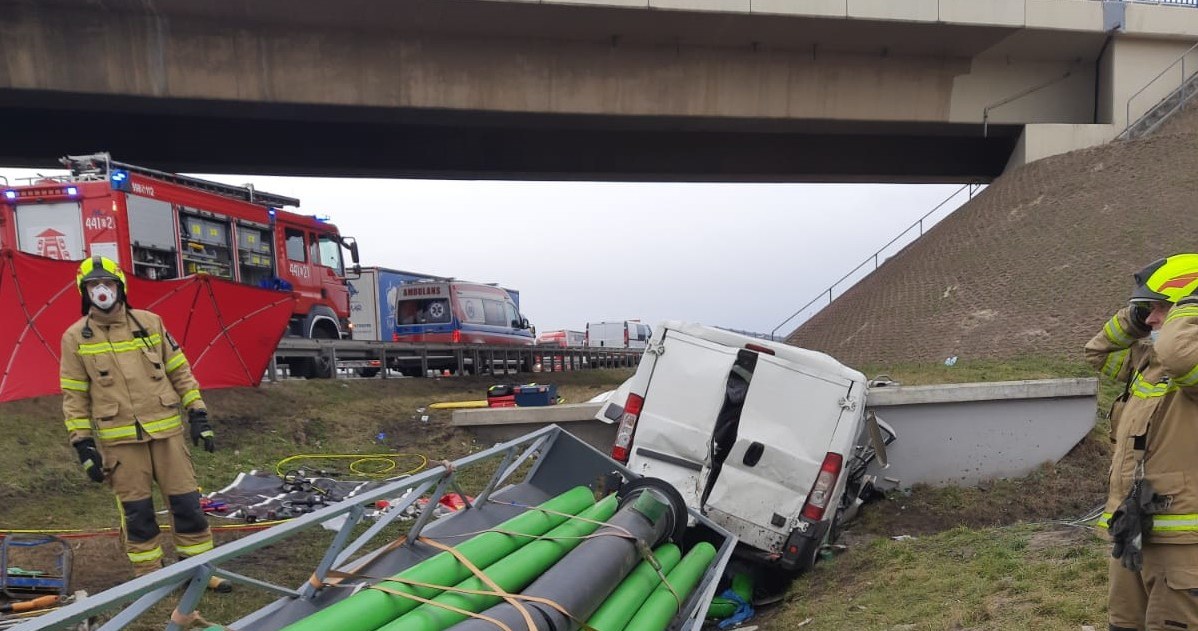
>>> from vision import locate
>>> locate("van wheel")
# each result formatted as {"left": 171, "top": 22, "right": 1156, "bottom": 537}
{"left": 789, "top": 538, "right": 821, "bottom": 576}
{"left": 357, "top": 367, "right": 381, "bottom": 378}
{"left": 828, "top": 506, "right": 847, "bottom": 545}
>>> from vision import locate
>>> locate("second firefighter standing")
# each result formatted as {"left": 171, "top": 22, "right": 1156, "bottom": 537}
{"left": 1087, "top": 253, "right": 1198, "bottom": 630}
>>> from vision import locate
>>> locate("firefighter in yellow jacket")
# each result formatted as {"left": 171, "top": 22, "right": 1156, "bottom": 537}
{"left": 1087, "top": 253, "right": 1198, "bottom": 630}
{"left": 60, "top": 256, "right": 227, "bottom": 587}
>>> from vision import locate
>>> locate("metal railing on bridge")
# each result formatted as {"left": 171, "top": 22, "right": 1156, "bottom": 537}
{"left": 272, "top": 338, "right": 641, "bottom": 380}
{"left": 1108, "top": 0, "right": 1198, "bottom": 6}
{"left": 1120, "top": 40, "right": 1198, "bottom": 139}
{"left": 770, "top": 183, "right": 982, "bottom": 341}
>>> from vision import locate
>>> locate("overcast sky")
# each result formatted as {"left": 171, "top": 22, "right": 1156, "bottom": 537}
{"left": 2, "top": 167, "right": 970, "bottom": 336}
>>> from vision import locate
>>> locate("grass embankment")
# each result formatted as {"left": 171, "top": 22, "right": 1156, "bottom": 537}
{"left": 0, "top": 370, "right": 632, "bottom": 629}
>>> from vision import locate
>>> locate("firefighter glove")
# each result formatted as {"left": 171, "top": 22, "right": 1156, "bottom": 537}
{"left": 1129, "top": 303, "right": 1152, "bottom": 333}
{"left": 189, "top": 409, "right": 216, "bottom": 453}
{"left": 73, "top": 438, "right": 105, "bottom": 483}
{"left": 1110, "top": 479, "right": 1158, "bottom": 572}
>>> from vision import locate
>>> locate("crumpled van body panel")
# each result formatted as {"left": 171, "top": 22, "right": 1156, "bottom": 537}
{"left": 704, "top": 353, "right": 861, "bottom": 552}
{"left": 625, "top": 331, "right": 738, "bottom": 507}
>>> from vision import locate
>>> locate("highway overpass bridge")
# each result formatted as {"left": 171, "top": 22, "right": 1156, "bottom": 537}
{"left": 1, "top": 0, "right": 1196, "bottom": 182}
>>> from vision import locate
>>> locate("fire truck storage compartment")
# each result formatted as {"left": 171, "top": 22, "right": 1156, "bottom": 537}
{"left": 180, "top": 210, "right": 233, "bottom": 278}
{"left": 236, "top": 223, "right": 274, "bottom": 287}
{"left": 126, "top": 194, "right": 179, "bottom": 280}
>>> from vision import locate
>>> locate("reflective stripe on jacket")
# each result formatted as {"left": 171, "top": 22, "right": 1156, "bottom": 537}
{"left": 1086, "top": 302, "right": 1198, "bottom": 542}
{"left": 60, "top": 305, "right": 205, "bottom": 446}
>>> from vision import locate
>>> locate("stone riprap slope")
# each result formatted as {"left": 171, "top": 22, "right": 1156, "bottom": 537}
{"left": 788, "top": 125, "right": 1198, "bottom": 367}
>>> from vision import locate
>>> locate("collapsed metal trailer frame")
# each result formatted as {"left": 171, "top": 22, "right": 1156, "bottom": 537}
{"left": 15, "top": 426, "right": 736, "bottom": 631}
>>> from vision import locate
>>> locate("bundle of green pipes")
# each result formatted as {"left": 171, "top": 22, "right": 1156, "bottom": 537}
{"left": 206, "top": 485, "right": 720, "bottom": 631}
{"left": 278, "top": 486, "right": 598, "bottom": 631}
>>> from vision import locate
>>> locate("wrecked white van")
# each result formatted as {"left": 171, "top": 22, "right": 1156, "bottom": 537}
{"left": 598, "top": 321, "right": 893, "bottom": 573}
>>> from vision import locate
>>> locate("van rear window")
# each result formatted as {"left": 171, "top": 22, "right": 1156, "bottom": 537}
{"left": 397, "top": 298, "right": 452, "bottom": 325}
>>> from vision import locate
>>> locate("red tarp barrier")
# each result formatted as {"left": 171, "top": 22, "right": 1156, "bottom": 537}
{"left": 0, "top": 248, "right": 297, "bottom": 402}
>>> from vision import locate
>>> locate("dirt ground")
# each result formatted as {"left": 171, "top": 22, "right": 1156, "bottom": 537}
{"left": 852, "top": 431, "right": 1111, "bottom": 538}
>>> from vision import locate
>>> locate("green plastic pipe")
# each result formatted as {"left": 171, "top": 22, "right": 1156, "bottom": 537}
{"left": 280, "top": 486, "right": 597, "bottom": 631}
{"left": 705, "top": 597, "right": 737, "bottom": 620}
{"left": 622, "top": 542, "right": 718, "bottom": 631}
{"left": 379, "top": 493, "right": 619, "bottom": 631}
{"left": 586, "top": 543, "right": 682, "bottom": 631}
{"left": 706, "top": 570, "right": 754, "bottom": 620}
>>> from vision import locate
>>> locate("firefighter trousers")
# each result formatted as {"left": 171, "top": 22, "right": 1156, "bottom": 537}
{"left": 104, "top": 433, "right": 213, "bottom": 576}
{"left": 1110, "top": 542, "right": 1198, "bottom": 630}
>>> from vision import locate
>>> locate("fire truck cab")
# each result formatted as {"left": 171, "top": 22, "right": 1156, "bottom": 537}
{"left": 0, "top": 153, "right": 360, "bottom": 377}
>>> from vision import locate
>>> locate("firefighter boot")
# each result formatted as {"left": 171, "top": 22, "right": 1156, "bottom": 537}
{"left": 207, "top": 576, "right": 233, "bottom": 593}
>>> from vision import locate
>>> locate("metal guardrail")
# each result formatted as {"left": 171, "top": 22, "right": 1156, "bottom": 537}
{"left": 273, "top": 339, "right": 641, "bottom": 379}
{"left": 770, "top": 183, "right": 980, "bottom": 341}
{"left": 1120, "top": 40, "right": 1198, "bottom": 139}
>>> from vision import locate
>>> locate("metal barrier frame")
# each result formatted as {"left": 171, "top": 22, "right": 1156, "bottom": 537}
{"left": 15, "top": 426, "right": 736, "bottom": 631}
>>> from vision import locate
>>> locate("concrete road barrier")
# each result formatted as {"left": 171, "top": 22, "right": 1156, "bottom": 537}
{"left": 867, "top": 378, "right": 1099, "bottom": 488}
{"left": 452, "top": 403, "right": 615, "bottom": 452}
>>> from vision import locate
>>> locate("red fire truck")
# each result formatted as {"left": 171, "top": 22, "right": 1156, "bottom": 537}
{"left": 0, "top": 153, "right": 360, "bottom": 378}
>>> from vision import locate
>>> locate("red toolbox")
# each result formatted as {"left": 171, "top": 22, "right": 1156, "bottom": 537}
{"left": 487, "top": 384, "right": 517, "bottom": 408}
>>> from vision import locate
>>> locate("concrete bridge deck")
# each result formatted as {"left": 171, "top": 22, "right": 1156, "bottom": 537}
{"left": 2, "top": 0, "right": 1196, "bottom": 180}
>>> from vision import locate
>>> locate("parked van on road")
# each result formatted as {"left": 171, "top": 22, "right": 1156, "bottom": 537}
{"left": 383, "top": 280, "right": 535, "bottom": 376}
{"left": 597, "top": 321, "right": 894, "bottom": 574}
{"left": 585, "top": 320, "right": 652, "bottom": 349}
{"left": 393, "top": 280, "right": 534, "bottom": 346}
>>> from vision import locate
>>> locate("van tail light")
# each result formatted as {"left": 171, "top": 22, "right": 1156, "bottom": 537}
{"left": 452, "top": 329, "right": 461, "bottom": 343}
{"left": 392, "top": 332, "right": 399, "bottom": 342}
{"left": 624, "top": 328, "right": 629, "bottom": 347}
{"left": 610, "top": 393, "right": 644, "bottom": 463}
{"left": 745, "top": 343, "right": 775, "bottom": 356}
{"left": 800, "top": 452, "right": 844, "bottom": 521}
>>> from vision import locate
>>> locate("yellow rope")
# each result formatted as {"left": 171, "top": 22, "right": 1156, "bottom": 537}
{"left": 274, "top": 453, "right": 429, "bottom": 479}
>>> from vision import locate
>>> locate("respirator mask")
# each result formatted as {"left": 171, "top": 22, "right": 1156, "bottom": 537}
{"left": 88, "top": 284, "right": 118, "bottom": 311}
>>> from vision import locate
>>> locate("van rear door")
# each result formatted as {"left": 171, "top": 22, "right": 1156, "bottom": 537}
{"left": 624, "top": 329, "right": 738, "bottom": 507}
{"left": 702, "top": 352, "right": 858, "bottom": 553}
